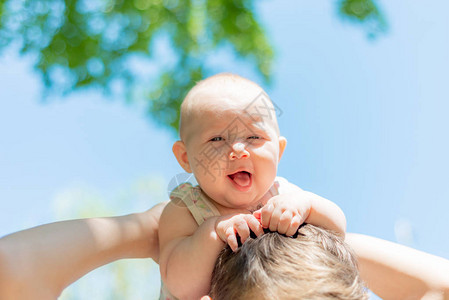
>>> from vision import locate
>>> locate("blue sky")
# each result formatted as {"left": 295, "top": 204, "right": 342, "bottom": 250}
{"left": 1, "top": 0, "right": 448, "bottom": 267}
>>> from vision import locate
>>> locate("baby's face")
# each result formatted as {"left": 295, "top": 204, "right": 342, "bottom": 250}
{"left": 181, "top": 86, "right": 285, "bottom": 210}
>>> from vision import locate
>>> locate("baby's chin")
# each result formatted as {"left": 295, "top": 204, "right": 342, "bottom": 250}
{"left": 221, "top": 194, "right": 264, "bottom": 211}
{"left": 204, "top": 186, "right": 266, "bottom": 210}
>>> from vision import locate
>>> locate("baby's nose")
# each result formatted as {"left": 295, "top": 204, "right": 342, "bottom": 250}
{"left": 229, "top": 142, "right": 250, "bottom": 160}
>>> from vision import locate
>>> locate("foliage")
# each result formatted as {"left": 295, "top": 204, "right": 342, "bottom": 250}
{"left": 338, "top": 0, "right": 387, "bottom": 38}
{"left": 0, "top": 0, "right": 387, "bottom": 133}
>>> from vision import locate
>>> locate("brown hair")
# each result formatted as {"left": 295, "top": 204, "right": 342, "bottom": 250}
{"left": 210, "top": 224, "right": 368, "bottom": 300}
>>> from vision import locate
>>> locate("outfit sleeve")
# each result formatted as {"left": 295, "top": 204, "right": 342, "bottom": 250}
{"left": 275, "top": 176, "right": 303, "bottom": 194}
{"left": 169, "top": 183, "right": 220, "bottom": 225}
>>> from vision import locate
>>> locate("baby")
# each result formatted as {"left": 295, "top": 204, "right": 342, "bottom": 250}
{"left": 158, "top": 73, "right": 346, "bottom": 299}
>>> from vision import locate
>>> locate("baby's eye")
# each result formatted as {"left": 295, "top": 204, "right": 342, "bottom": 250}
{"left": 210, "top": 136, "right": 224, "bottom": 142}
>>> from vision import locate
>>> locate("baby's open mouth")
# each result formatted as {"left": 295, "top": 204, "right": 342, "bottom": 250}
{"left": 228, "top": 171, "right": 252, "bottom": 188}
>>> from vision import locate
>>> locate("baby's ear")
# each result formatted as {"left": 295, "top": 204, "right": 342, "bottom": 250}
{"left": 172, "top": 140, "right": 192, "bottom": 173}
{"left": 278, "top": 136, "right": 287, "bottom": 160}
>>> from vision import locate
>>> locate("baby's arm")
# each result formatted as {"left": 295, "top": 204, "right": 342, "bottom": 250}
{"left": 255, "top": 183, "right": 346, "bottom": 237}
{"left": 300, "top": 190, "right": 346, "bottom": 235}
{"left": 0, "top": 202, "right": 165, "bottom": 300}
{"left": 346, "top": 233, "right": 449, "bottom": 300}
{"left": 159, "top": 203, "right": 263, "bottom": 298}
{"left": 158, "top": 202, "right": 225, "bottom": 299}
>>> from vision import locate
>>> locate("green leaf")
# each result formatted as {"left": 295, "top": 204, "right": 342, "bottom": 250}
{"left": 338, "top": 0, "right": 388, "bottom": 38}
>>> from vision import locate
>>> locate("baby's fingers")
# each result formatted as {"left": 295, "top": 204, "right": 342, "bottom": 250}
{"left": 225, "top": 226, "right": 238, "bottom": 252}
{"left": 269, "top": 206, "right": 283, "bottom": 232}
{"left": 245, "top": 215, "right": 264, "bottom": 237}
{"left": 233, "top": 218, "right": 251, "bottom": 245}
{"left": 277, "top": 210, "right": 293, "bottom": 234}
{"left": 260, "top": 204, "right": 274, "bottom": 228}
{"left": 285, "top": 215, "right": 303, "bottom": 237}
{"left": 252, "top": 209, "right": 262, "bottom": 222}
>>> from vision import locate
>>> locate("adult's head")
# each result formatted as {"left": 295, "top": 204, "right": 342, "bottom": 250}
{"left": 208, "top": 224, "right": 368, "bottom": 300}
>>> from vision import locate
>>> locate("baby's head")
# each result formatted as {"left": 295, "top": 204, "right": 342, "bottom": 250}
{"left": 173, "top": 73, "right": 286, "bottom": 210}
{"left": 209, "top": 224, "right": 368, "bottom": 300}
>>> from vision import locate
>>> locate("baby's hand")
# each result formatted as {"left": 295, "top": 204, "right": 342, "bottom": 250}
{"left": 215, "top": 214, "right": 264, "bottom": 252}
{"left": 253, "top": 192, "right": 312, "bottom": 236}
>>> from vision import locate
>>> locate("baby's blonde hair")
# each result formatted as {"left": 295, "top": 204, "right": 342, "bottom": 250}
{"left": 210, "top": 224, "right": 368, "bottom": 300}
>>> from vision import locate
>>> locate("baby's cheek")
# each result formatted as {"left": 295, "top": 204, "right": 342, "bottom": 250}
{"left": 254, "top": 149, "right": 279, "bottom": 179}
{"left": 253, "top": 147, "right": 279, "bottom": 167}
{"left": 255, "top": 158, "right": 278, "bottom": 183}
{"left": 191, "top": 154, "right": 228, "bottom": 179}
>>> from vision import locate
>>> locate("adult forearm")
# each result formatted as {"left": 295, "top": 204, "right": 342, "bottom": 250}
{"left": 346, "top": 233, "right": 449, "bottom": 300}
{"left": 0, "top": 204, "right": 164, "bottom": 300}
